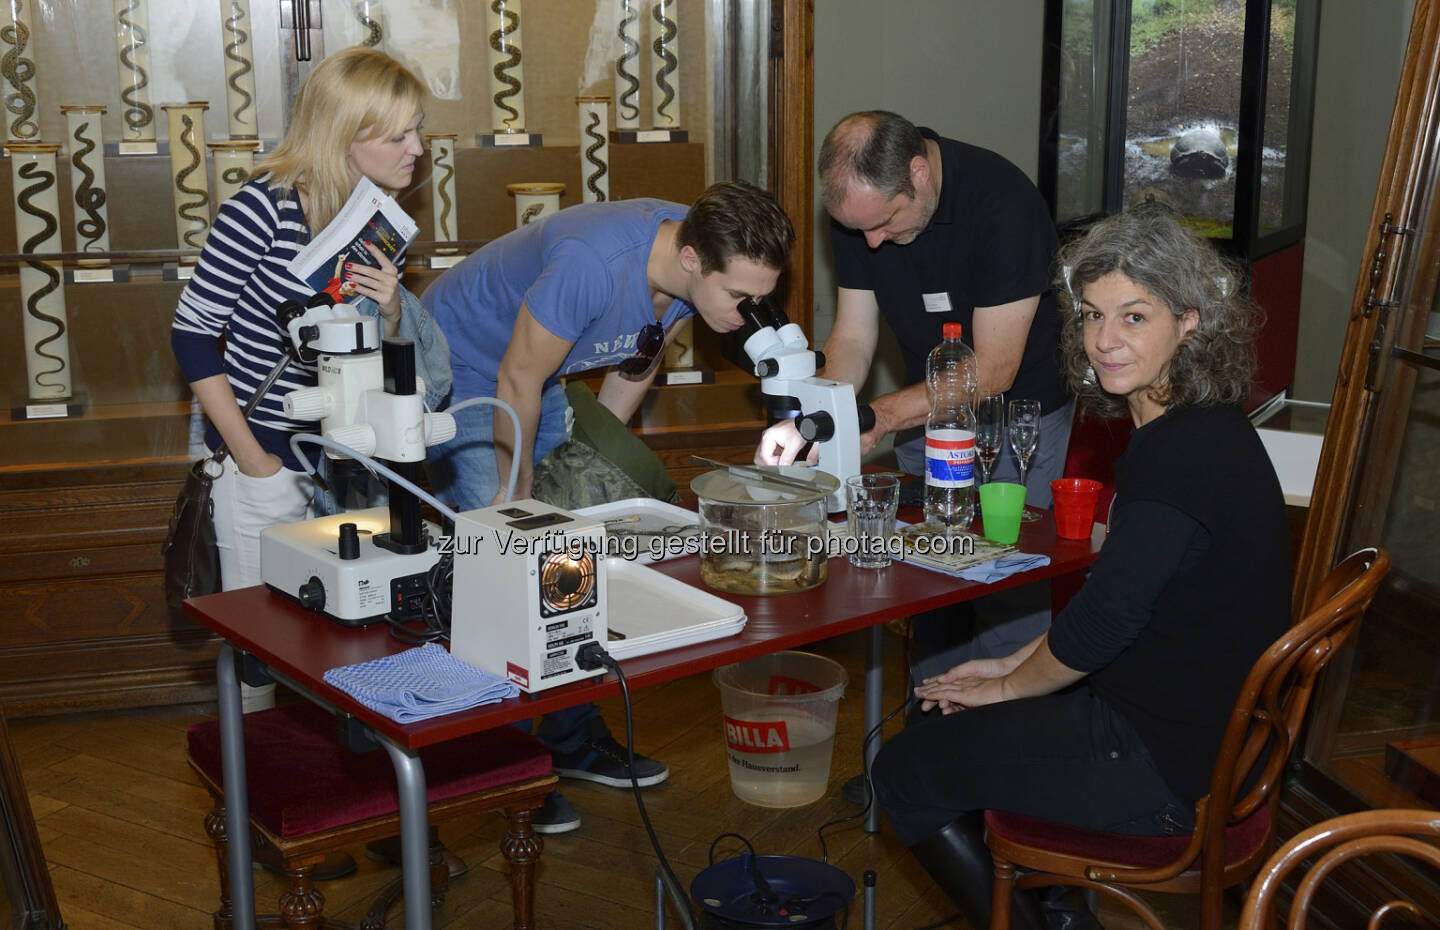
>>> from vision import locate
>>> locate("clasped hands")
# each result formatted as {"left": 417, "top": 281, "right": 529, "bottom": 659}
{"left": 913, "top": 656, "right": 1013, "bottom": 714}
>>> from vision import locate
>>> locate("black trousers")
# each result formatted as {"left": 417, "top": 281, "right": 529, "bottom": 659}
{"left": 872, "top": 685, "right": 1194, "bottom": 846}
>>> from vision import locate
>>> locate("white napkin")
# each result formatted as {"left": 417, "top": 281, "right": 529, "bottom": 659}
{"left": 956, "top": 553, "right": 1052, "bottom": 584}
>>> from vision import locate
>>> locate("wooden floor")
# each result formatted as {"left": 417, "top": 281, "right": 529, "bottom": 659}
{"left": 9, "top": 627, "right": 1210, "bottom": 930}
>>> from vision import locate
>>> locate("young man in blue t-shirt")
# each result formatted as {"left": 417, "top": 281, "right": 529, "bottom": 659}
{"left": 424, "top": 180, "right": 794, "bottom": 833}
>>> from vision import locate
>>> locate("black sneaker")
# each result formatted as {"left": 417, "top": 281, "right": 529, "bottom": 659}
{"left": 532, "top": 791, "right": 581, "bottom": 835}
{"left": 550, "top": 721, "right": 670, "bottom": 788}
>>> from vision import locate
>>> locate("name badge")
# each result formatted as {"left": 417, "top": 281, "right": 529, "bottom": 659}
{"left": 922, "top": 292, "right": 952, "bottom": 314}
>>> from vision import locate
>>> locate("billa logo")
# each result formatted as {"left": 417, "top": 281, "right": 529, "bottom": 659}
{"left": 506, "top": 661, "right": 530, "bottom": 689}
{"left": 724, "top": 716, "right": 791, "bottom": 754}
{"left": 766, "top": 675, "right": 820, "bottom": 696}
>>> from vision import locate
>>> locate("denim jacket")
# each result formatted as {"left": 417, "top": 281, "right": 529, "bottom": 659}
{"left": 313, "top": 284, "right": 452, "bottom": 516}
{"left": 352, "top": 284, "right": 452, "bottom": 410}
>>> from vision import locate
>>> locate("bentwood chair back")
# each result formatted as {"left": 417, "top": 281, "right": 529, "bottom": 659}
{"left": 985, "top": 546, "right": 1390, "bottom": 930}
{"left": 1238, "top": 808, "right": 1440, "bottom": 929}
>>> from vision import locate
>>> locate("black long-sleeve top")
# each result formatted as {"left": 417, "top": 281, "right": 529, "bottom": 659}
{"left": 1048, "top": 403, "right": 1291, "bottom": 805}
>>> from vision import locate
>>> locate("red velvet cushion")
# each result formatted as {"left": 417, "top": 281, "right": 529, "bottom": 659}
{"left": 984, "top": 805, "right": 1271, "bottom": 871}
{"left": 187, "top": 702, "right": 552, "bottom": 839}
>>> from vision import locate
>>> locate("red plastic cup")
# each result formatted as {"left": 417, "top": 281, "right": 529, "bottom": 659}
{"left": 1051, "top": 478, "right": 1103, "bottom": 540}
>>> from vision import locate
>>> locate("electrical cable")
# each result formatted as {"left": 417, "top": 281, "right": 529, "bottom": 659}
{"left": 810, "top": 694, "right": 960, "bottom": 930}
{"left": 384, "top": 550, "right": 452, "bottom": 645}
{"left": 814, "top": 696, "right": 913, "bottom": 863}
{"left": 289, "top": 434, "right": 460, "bottom": 522}
{"left": 440, "top": 395, "right": 523, "bottom": 503}
{"left": 575, "top": 643, "right": 698, "bottom": 930}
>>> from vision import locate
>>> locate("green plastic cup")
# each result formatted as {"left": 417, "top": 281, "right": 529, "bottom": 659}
{"left": 979, "top": 482, "right": 1027, "bottom": 545}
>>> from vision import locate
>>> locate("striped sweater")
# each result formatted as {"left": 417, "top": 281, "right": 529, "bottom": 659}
{"left": 170, "top": 175, "right": 407, "bottom": 470}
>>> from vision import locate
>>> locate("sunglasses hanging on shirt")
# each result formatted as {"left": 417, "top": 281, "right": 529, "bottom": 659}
{"left": 617, "top": 322, "right": 665, "bottom": 380}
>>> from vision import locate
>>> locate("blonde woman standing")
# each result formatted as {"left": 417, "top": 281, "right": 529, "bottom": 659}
{"left": 171, "top": 47, "right": 449, "bottom": 698}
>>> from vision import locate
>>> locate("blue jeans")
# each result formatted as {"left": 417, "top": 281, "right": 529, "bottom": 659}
{"left": 425, "top": 380, "right": 601, "bottom": 755}
{"left": 426, "top": 380, "right": 572, "bottom": 510}
{"left": 896, "top": 400, "right": 1076, "bottom": 682}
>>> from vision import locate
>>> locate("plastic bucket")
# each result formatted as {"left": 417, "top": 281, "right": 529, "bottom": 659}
{"left": 713, "top": 651, "right": 848, "bottom": 808}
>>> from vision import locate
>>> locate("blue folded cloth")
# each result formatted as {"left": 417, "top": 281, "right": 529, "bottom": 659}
{"left": 322, "top": 643, "right": 518, "bottom": 724}
{"left": 956, "top": 552, "right": 1052, "bottom": 584}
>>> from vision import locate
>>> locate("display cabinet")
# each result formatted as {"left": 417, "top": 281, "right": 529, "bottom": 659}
{"left": 1041, "top": 0, "right": 1319, "bottom": 405}
{"left": 0, "top": 0, "right": 814, "bottom": 713}
{"left": 1284, "top": 0, "right": 1440, "bottom": 920}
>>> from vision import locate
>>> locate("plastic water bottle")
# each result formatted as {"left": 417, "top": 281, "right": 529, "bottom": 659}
{"left": 923, "top": 322, "right": 978, "bottom": 529}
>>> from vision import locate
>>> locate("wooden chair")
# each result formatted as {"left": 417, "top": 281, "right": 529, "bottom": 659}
{"left": 187, "top": 701, "right": 557, "bottom": 929}
{"left": 1237, "top": 808, "right": 1440, "bottom": 929}
{"left": 985, "top": 546, "right": 1391, "bottom": 930}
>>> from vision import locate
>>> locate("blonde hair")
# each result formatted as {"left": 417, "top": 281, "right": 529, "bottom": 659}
{"left": 258, "top": 47, "right": 425, "bottom": 233}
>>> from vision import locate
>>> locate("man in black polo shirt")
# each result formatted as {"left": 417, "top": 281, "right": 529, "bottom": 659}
{"left": 756, "top": 109, "right": 1074, "bottom": 690}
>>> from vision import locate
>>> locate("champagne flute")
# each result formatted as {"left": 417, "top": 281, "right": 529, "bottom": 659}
{"left": 974, "top": 393, "right": 1005, "bottom": 484}
{"left": 1007, "top": 398, "right": 1042, "bottom": 522}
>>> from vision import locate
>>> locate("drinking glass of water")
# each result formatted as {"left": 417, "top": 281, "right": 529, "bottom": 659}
{"left": 845, "top": 474, "right": 900, "bottom": 568}
{"left": 1007, "top": 398, "right": 1042, "bottom": 522}
{"left": 974, "top": 393, "right": 1005, "bottom": 484}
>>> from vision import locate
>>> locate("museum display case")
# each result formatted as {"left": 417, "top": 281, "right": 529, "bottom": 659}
{"left": 1040, "top": 0, "right": 1319, "bottom": 404}
{"left": 1284, "top": 0, "right": 1440, "bottom": 919}
{"left": 0, "top": 0, "right": 814, "bottom": 712}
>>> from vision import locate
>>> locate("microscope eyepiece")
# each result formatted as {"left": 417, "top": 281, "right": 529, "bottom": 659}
{"left": 738, "top": 297, "right": 769, "bottom": 331}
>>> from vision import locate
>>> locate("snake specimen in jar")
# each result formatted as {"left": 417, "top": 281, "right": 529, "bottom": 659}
{"left": 520, "top": 202, "right": 544, "bottom": 225}
{"left": 583, "top": 109, "right": 608, "bottom": 201}
{"left": 1, "top": 2, "right": 38, "bottom": 140}
{"left": 70, "top": 119, "right": 109, "bottom": 251}
{"left": 353, "top": 1, "right": 383, "bottom": 47}
{"left": 16, "top": 161, "right": 67, "bottom": 392}
{"left": 433, "top": 142, "right": 455, "bottom": 239}
{"left": 490, "top": 0, "right": 522, "bottom": 130}
{"left": 222, "top": 0, "right": 256, "bottom": 135}
{"left": 221, "top": 165, "right": 251, "bottom": 188}
{"left": 651, "top": 0, "right": 677, "bottom": 125}
{"left": 174, "top": 114, "right": 210, "bottom": 248}
{"left": 116, "top": 0, "right": 154, "bottom": 137}
{"left": 615, "top": 0, "right": 641, "bottom": 124}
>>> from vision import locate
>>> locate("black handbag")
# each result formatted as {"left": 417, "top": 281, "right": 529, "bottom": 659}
{"left": 161, "top": 353, "right": 293, "bottom": 621}
{"left": 162, "top": 456, "right": 225, "bottom": 619}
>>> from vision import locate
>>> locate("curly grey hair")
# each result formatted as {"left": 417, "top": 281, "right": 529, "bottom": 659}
{"left": 1055, "top": 206, "right": 1259, "bottom": 420}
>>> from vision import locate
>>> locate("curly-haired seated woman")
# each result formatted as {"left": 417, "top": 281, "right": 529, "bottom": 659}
{"left": 871, "top": 207, "right": 1292, "bottom": 930}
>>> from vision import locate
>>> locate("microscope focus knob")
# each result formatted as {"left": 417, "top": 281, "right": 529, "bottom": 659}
{"left": 755, "top": 358, "right": 780, "bottom": 379}
{"left": 283, "top": 387, "right": 332, "bottom": 421}
{"left": 424, "top": 411, "right": 457, "bottom": 446}
{"left": 798, "top": 410, "right": 835, "bottom": 442}
{"left": 327, "top": 424, "right": 377, "bottom": 458}
{"left": 338, "top": 523, "right": 361, "bottom": 560}
{"left": 297, "top": 575, "right": 326, "bottom": 611}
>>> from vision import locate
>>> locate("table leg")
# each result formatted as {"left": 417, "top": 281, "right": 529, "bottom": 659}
{"left": 864, "top": 624, "right": 884, "bottom": 834}
{"left": 379, "top": 741, "right": 432, "bottom": 930}
{"left": 217, "top": 645, "right": 256, "bottom": 930}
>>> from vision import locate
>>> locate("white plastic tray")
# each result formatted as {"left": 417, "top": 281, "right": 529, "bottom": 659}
{"left": 603, "top": 559, "right": 746, "bottom": 660}
{"left": 575, "top": 498, "right": 700, "bottom": 563}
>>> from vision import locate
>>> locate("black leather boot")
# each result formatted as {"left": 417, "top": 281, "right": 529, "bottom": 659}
{"left": 907, "top": 812, "right": 1046, "bottom": 930}
{"left": 1036, "top": 885, "right": 1104, "bottom": 930}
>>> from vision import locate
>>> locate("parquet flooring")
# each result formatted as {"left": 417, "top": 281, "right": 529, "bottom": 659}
{"left": 7, "top": 629, "right": 954, "bottom": 929}
{"left": 9, "top": 627, "right": 1210, "bottom": 930}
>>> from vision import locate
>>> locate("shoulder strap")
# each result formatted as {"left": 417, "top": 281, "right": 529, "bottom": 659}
{"left": 210, "top": 347, "right": 297, "bottom": 465}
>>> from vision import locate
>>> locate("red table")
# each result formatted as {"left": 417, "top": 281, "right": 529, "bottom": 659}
{"left": 186, "top": 511, "right": 1101, "bottom": 930}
